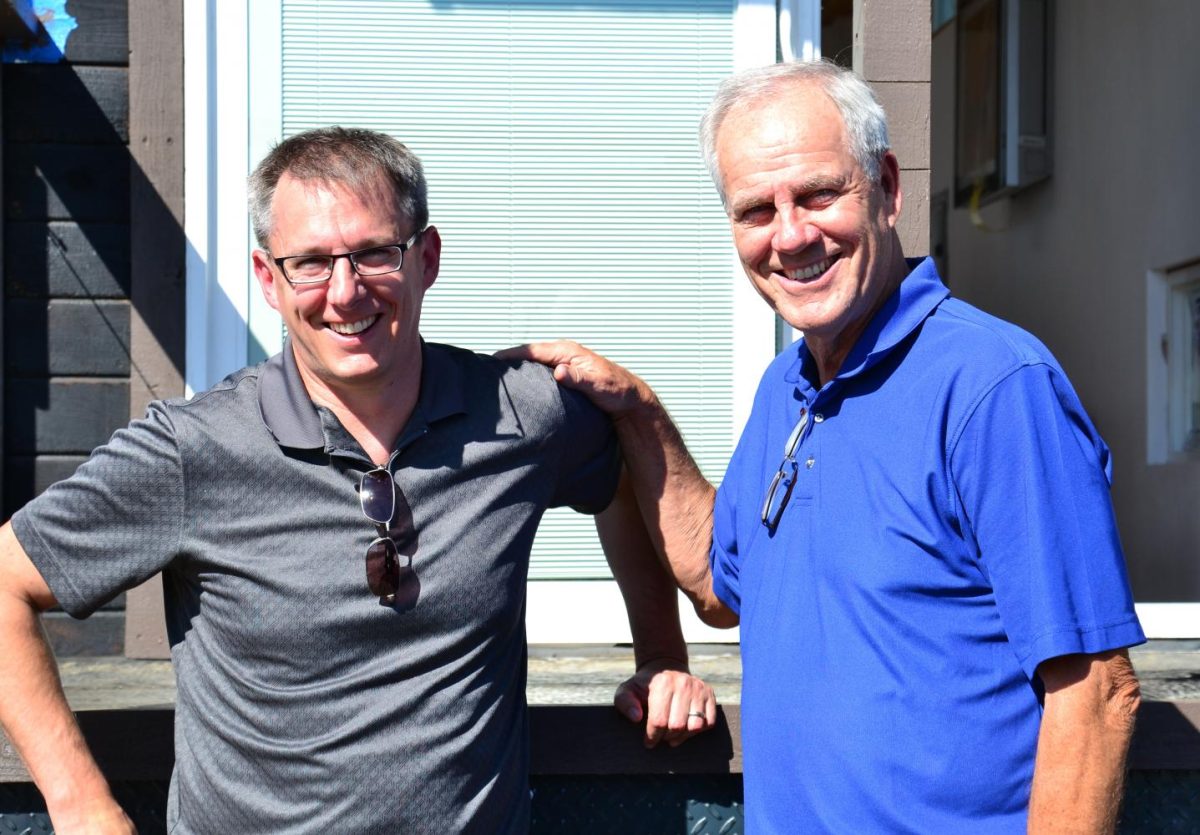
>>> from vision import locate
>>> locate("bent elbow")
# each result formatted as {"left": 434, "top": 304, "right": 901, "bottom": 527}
{"left": 1107, "top": 662, "right": 1142, "bottom": 733}
{"left": 694, "top": 599, "right": 739, "bottom": 629}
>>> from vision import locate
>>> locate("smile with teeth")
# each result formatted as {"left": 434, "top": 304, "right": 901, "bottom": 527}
{"left": 784, "top": 256, "right": 836, "bottom": 281}
{"left": 327, "top": 314, "right": 379, "bottom": 336}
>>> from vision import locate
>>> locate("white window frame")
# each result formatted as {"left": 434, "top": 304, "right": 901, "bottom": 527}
{"left": 1166, "top": 264, "right": 1200, "bottom": 455}
{"left": 1147, "top": 260, "right": 1200, "bottom": 463}
{"left": 184, "top": 0, "right": 810, "bottom": 643}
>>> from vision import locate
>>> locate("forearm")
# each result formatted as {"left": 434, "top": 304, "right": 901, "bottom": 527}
{"left": 0, "top": 524, "right": 126, "bottom": 829}
{"left": 596, "top": 472, "right": 689, "bottom": 670}
{"left": 610, "top": 392, "right": 732, "bottom": 626}
{"left": 1028, "top": 651, "right": 1140, "bottom": 833}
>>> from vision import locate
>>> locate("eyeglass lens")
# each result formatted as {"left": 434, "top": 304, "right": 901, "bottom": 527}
{"left": 359, "top": 467, "right": 420, "bottom": 604}
{"left": 360, "top": 468, "right": 396, "bottom": 527}
{"left": 286, "top": 246, "right": 404, "bottom": 282}
{"left": 366, "top": 536, "right": 406, "bottom": 599}
{"left": 760, "top": 408, "right": 809, "bottom": 530}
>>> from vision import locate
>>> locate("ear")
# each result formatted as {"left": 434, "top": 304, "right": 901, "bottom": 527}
{"left": 418, "top": 225, "right": 442, "bottom": 291}
{"left": 879, "top": 152, "right": 903, "bottom": 228}
{"left": 252, "top": 249, "right": 283, "bottom": 312}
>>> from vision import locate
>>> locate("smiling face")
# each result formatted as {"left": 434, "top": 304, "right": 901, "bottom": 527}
{"left": 717, "top": 81, "right": 906, "bottom": 381}
{"left": 252, "top": 173, "right": 440, "bottom": 404}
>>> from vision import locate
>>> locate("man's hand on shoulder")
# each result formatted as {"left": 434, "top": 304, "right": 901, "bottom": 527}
{"left": 614, "top": 658, "right": 717, "bottom": 748}
{"left": 495, "top": 341, "right": 653, "bottom": 417}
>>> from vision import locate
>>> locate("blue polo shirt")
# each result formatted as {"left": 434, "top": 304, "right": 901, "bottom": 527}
{"left": 712, "top": 258, "right": 1143, "bottom": 833}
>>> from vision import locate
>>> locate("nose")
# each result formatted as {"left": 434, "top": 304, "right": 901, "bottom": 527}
{"left": 324, "top": 255, "right": 364, "bottom": 306}
{"left": 773, "top": 206, "right": 821, "bottom": 254}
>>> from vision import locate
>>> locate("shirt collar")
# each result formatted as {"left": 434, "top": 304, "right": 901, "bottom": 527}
{"left": 785, "top": 257, "right": 948, "bottom": 385}
{"left": 258, "top": 338, "right": 467, "bottom": 451}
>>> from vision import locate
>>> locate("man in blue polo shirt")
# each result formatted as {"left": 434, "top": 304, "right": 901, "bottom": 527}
{"left": 508, "top": 61, "right": 1144, "bottom": 831}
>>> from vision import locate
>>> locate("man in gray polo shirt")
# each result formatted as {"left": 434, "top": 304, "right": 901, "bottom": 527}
{"left": 0, "top": 127, "right": 714, "bottom": 833}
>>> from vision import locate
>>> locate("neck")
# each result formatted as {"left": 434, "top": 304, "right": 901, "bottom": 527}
{"left": 297, "top": 358, "right": 422, "bottom": 467}
{"left": 808, "top": 248, "right": 910, "bottom": 387}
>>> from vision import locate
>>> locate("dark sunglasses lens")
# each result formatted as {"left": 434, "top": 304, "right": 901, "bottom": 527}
{"left": 360, "top": 469, "right": 395, "bottom": 526}
{"left": 366, "top": 538, "right": 400, "bottom": 598}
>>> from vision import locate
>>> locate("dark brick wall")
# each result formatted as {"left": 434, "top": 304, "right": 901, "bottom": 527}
{"left": 3, "top": 0, "right": 133, "bottom": 654}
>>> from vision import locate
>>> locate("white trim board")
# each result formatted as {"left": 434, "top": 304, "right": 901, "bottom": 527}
{"left": 528, "top": 600, "right": 1197, "bottom": 646}
{"left": 526, "top": 581, "right": 739, "bottom": 646}
{"left": 1136, "top": 603, "right": 1200, "bottom": 640}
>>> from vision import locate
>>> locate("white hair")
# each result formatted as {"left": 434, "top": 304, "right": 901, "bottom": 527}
{"left": 699, "top": 60, "right": 891, "bottom": 207}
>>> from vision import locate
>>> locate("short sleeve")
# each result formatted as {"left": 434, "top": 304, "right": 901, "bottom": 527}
{"left": 547, "top": 386, "right": 621, "bottom": 514}
{"left": 709, "top": 479, "right": 742, "bottom": 615}
{"left": 950, "top": 364, "right": 1144, "bottom": 679}
{"left": 11, "top": 403, "right": 186, "bottom": 618}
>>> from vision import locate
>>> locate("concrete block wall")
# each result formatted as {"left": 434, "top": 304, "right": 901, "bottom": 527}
{"left": 853, "top": 0, "right": 931, "bottom": 257}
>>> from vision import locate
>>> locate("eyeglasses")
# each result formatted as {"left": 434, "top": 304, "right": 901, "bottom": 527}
{"left": 273, "top": 229, "right": 425, "bottom": 285}
{"left": 359, "top": 467, "right": 414, "bottom": 605}
{"left": 760, "top": 408, "right": 809, "bottom": 531}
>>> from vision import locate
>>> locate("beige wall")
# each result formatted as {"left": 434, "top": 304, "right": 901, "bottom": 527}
{"left": 931, "top": 2, "right": 1200, "bottom": 600}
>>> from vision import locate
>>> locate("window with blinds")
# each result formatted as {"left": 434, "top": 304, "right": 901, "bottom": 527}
{"left": 279, "top": 0, "right": 737, "bottom": 578}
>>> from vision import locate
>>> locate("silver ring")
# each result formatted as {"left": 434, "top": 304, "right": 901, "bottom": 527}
{"left": 688, "top": 711, "right": 705, "bottom": 718}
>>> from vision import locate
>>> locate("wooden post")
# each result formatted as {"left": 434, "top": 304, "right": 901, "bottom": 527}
{"left": 124, "top": 0, "right": 185, "bottom": 660}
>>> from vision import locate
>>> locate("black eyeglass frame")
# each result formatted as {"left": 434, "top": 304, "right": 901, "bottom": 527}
{"left": 759, "top": 408, "right": 810, "bottom": 531}
{"left": 272, "top": 229, "right": 425, "bottom": 285}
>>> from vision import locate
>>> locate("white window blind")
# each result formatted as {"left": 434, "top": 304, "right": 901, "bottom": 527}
{"left": 280, "top": 0, "right": 737, "bottom": 578}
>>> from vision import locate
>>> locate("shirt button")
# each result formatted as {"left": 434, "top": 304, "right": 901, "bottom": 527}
{"left": 805, "top": 456, "right": 815, "bottom": 469}
{"left": 813, "top": 413, "right": 825, "bottom": 423}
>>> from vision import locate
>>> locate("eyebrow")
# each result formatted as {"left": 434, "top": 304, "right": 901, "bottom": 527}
{"left": 730, "top": 174, "right": 848, "bottom": 217}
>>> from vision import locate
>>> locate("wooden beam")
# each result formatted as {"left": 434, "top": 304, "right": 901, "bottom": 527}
{"left": 4, "top": 701, "right": 1198, "bottom": 784}
{"left": 124, "top": 0, "right": 185, "bottom": 660}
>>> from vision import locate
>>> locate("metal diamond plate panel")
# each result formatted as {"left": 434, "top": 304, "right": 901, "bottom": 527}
{"left": 2, "top": 771, "right": 1197, "bottom": 832}
{"left": 1120, "top": 770, "right": 1200, "bottom": 834}
{"left": 0, "top": 783, "right": 167, "bottom": 835}
{"left": 530, "top": 775, "right": 744, "bottom": 835}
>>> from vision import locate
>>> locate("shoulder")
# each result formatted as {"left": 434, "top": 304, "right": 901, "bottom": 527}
{"left": 425, "top": 342, "right": 596, "bottom": 433}
{"left": 894, "top": 296, "right": 1078, "bottom": 421}
{"left": 924, "top": 297, "right": 1065, "bottom": 376}
{"left": 426, "top": 341, "right": 562, "bottom": 405}
{"left": 139, "top": 363, "right": 268, "bottom": 444}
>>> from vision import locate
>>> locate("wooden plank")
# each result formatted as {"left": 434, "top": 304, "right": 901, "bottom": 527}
{"left": 0, "top": 0, "right": 126, "bottom": 65}
{"left": 2, "top": 65, "right": 128, "bottom": 143}
{"left": 4, "top": 221, "right": 130, "bottom": 299}
{"left": 4, "top": 378, "right": 129, "bottom": 454}
{"left": 3, "top": 454, "right": 87, "bottom": 517}
{"left": 0, "top": 709, "right": 173, "bottom": 783}
{"left": 5, "top": 299, "right": 131, "bottom": 376}
{"left": 1, "top": 700, "right": 1198, "bottom": 785}
{"left": 60, "top": 0, "right": 130, "bottom": 65}
{"left": 4, "top": 144, "right": 130, "bottom": 222}
{"left": 125, "top": 0, "right": 184, "bottom": 661}
{"left": 127, "top": 0, "right": 184, "bottom": 414}
{"left": 530, "top": 705, "right": 741, "bottom": 775}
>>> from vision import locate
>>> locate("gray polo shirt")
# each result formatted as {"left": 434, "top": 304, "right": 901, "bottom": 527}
{"left": 13, "top": 339, "right": 620, "bottom": 834}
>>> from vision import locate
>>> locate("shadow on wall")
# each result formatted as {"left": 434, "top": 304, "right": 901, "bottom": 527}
{"left": 0, "top": 0, "right": 193, "bottom": 517}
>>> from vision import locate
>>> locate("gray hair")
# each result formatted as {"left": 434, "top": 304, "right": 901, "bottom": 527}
{"left": 699, "top": 60, "right": 890, "bottom": 207}
{"left": 247, "top": 126, "right": 428, "bottom": 247}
